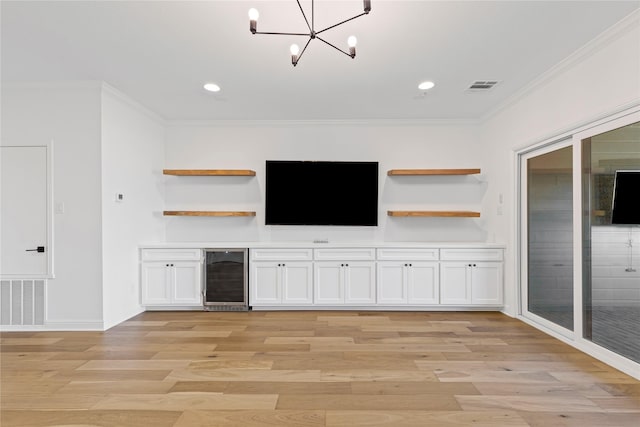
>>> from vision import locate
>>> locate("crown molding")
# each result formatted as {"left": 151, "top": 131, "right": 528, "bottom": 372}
{"left": 100, "top": 82, "right": 166, "bottom": 125}
{"left": 166, "top": 118, "right": 481, "bottom": 128}
{"left": 2, "top": 80, "right": 103, "bottom": 91}
{"left": 482, "top": 8, "right": 640, "bottom": 123}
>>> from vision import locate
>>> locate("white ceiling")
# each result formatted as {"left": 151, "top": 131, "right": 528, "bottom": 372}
{"left": 2, "top": 1, "right": 638, "bottom": 121}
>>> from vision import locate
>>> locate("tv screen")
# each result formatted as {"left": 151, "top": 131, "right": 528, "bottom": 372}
{"left": 611, "top": 170, "right": 640, "bottom": 225}
{"left": 265, "top": 160, "right": 379, "bottom": 226}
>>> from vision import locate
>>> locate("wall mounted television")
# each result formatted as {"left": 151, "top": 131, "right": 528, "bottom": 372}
{"left": 611, "top": 170, "right": 640, "bottom": 225}
{"left": 265, "top": 160, "right": 379, "bottom": 226}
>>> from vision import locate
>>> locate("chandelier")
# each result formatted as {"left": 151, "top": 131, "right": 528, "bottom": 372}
{"left": 248, "top": 0, "right": 372, "bottom": 67}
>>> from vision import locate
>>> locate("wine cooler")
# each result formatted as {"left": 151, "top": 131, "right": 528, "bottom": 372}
{"left": 203, "top": 249, "right": 248, "bottom": 311}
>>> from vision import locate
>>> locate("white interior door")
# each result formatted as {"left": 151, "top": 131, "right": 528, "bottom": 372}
{"left": 0, "top": 145, "right": 51, "bottom": 278}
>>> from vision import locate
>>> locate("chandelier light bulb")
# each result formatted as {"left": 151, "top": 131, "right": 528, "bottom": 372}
{"left": 348, "top": 36, "right": 357, "bottom": 58}
{"left": 290, "top": 44, "right": 300, "bottom": 66}
{"left": 249, "top": 8, "right": 259, "bottom": 33}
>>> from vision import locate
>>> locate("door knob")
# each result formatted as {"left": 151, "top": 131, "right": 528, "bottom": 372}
{"left": 25, "top": 246, "right": 45, "bottom": 253}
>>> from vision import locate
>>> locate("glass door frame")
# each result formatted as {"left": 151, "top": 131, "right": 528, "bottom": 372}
{"left": 518, "top": 137, "right": 577, "bottom": 340}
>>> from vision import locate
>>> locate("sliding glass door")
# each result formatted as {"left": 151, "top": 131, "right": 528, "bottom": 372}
{"left": 521, "top": 142, "right": 574, "bottom": 334}
{"left": 582, "top": 121, "right": 640, "bottom": 363}
{"left": 519, "top": 110, "right": 640, "bottom": 376}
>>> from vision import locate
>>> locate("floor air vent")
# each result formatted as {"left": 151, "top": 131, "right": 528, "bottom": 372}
{"left": 0, "top": 279, "right": 45, "bottom": 325}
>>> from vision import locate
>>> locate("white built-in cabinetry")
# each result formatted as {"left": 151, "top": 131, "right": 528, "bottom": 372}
{"left": 139, "top": 244, "right": 504, "bottom": 310}
{"left": 248, "top": 245, "right": 503, "bottom": 309}
{"left": 140, "top": 249, "right": 203, "bottom": 306}
{"left": 376, "top": 249, "right": 440, "bottom": 305}
{"left": 439, "top": 248, "right": 504, "bottom": 305}
{"left": 313, "top": 248, "right": 376, "bottom": 305}
{"left": 249, "top": 248, "right": 313, "bottom": 305}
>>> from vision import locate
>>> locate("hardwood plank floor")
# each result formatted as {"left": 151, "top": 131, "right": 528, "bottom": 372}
{"left": 1, "top": 311, "right": 639, "bottom": 426}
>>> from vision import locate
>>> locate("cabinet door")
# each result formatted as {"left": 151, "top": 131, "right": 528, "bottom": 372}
{"left": 141, "top": 262, "right": 172, "bottom": 305}
{"left": 471, "top": 262, "right": 503, "bottom": 305}
{"left": 314, "top": 262, "right": 343, "bottom": 304}
{"left": 377, "top": 261, "right": 407, "bottom": 304}
{"left": 250, "top": 262, "right": 280, "bottom": 305}
{"left": 407, "top": 262, "right": 439, "bottom": 304}
{"left": 440, "top": 262, "right": 471, "bottom": 304}
{"left": 344, "top": 262, "right": 376, "bottom": 304}
{"left": 281, "top": 262, "right": 313, "bottom": 305}
{"left": 172, "top": 261, "right": 202, "bottom": 305}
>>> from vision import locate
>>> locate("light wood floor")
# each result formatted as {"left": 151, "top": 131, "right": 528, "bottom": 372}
{"left": 1, "top": 311, "right": 639, "bottom": 426}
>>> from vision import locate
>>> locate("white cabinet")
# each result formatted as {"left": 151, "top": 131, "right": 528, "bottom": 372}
{"left": 140, "top": 249, "right": 203, "bottom": 306}
{"left": 377, "top": 248, "right": 439, "bottom": 305}
{"left": 313, "top": 248, "right": 376, "bottom": 305}
{"left": 250, "top": 249, "right": 313, "bottom": 306}
{"left": 377, "top": 261, "right": 440, "bottom": 305}
{"left": 440, "top": 249, "right": 503, "bottom": 306}
{"left": 314, "top": 261, "right": 376, "bottom": 305}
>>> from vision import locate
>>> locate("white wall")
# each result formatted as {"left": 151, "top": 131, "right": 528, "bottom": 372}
{"left": 100, "top": 84, "right": 165, "bottom": 330}
{"left": 1, "top": 82, "right": 104, "bottom": 328}
{"left": 480, "top": 12, "right": 640, "bottom": 316}
{"left": 592, "top": 227, "right": 640, "bottom": 306}
{"left": 164, "top": 122, "right": 489, "bottom": 243}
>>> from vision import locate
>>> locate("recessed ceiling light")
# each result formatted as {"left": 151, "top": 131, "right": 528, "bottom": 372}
{"left": 418, "top": 81, "right": 435, "bottom": 91}
{"left": 203, "top": 83, "right": 221, "bottom": 92}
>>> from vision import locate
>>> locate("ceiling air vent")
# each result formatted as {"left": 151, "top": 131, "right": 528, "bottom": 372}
{"left": 466, "top": 80, "right": 499, "bottom": 92}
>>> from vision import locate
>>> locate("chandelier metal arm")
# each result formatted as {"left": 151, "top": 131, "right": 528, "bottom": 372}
{"left": 296, "top": 38, "right": 313, "bottom": 64}
{"left": 296, "top": 0, "right": 313, "bottom": 33}
{"left": 253, "top": 31, "right": 310, "bottom": 36}
{"left": 316, "top": 36, "right": 352, "bottom": 58}
{"left": 316, "top": 12, "right": 368, "bottom": 36}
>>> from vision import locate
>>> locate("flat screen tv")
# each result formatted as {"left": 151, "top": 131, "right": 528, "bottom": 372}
{"left": 265, "top": 160, "right": 378, "bottom": 226}
{"left": 611, "top": 170, "right": 640, "bottom": 225}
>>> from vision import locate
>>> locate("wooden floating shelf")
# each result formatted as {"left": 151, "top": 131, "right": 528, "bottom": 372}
{"left": 387, "top": 168, "right": 481, "bottom": 176}
{"left": 388, "top": 210, "right": 481, "bottom": 218}
{"left": 163, "top": 169, "right": 256, "bottom": 176}
{"left": 163, "top": 211, "right": 256, "bottom": 217}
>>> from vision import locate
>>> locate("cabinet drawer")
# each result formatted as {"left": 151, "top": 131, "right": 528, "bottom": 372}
{"left": 250, "top": 248, "right": 313, "bottom": 261}
{"left": 377, "top": 248, "right": 439, "bottom": 261}
{"left": 440, "top": 248, "right": 503, "bottom": 261}
{"left": 141, "top": 248, "right": 202, "bottom": 261}
{"left": 314, "top": 248, "right": 376, "bottom": 261}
